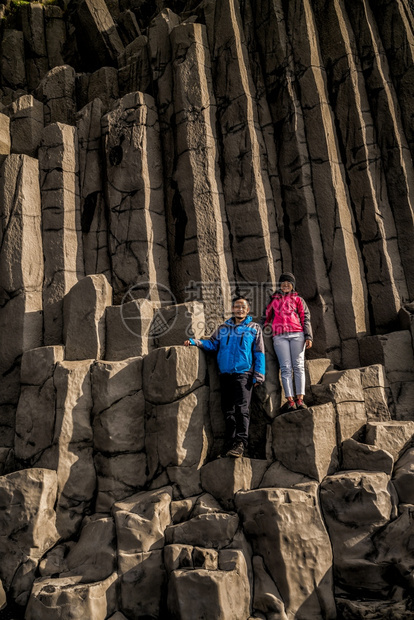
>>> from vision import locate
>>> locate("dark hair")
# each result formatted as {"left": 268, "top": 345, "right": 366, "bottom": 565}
{"left": 232, "top": 295, "right": 250, "bottom": 306}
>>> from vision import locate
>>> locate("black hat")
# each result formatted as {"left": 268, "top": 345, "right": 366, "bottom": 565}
{"left": 279, "top": 272, "right": 296, "bottom": 288}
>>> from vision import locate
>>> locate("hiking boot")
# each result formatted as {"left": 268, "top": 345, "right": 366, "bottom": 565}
{"left": 226, "top": 442, "right": 244, "bottom": 458}
{"left": 295, "top": 398, "right": 307, "bottom": 410}
{"left": 286, "top": 400, "right": 297, "bottom": 412}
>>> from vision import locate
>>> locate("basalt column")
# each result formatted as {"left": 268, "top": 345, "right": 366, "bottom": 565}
{"left": 286, "top": 0, "right": 370, "bottom": 366}
{"left": 344, "top": 0, "right": 414, "bottom": 301}
{"left": 102, "top": 92, "right": 170, "bottom": 304}
{"left": 76, "top": 98, "right": 111, "bottom": 279}
{"left": 0, "top": 155, "right": 43, "bottom": 451}
{"left": 169, "top": 23, "right": 233, "bottom": 323}
{"left": 38, "top": 122, "right": 84, "bottom": 345}
{"left": 207, "top": 0, "right": 282, "bottom": 293}
{"left": 253, "top": 0, "right": 341, "bottom": 362}
{"left": 312, "top": 0, "right": 409, "bottom": 331}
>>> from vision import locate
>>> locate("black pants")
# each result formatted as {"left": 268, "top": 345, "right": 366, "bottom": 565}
{"left": 220, "top": 373, "right": 253, "bottom": 449}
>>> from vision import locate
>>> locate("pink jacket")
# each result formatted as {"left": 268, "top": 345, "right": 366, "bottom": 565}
{"left": 264, "top": 292, "right": 313, "bottom": 339}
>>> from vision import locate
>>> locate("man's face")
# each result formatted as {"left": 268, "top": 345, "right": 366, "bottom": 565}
{"left": 280, "top": 280, "right": 293, "bottom": 293}
{"left": 232, "top": 299, "right": 249, "bottom": 320}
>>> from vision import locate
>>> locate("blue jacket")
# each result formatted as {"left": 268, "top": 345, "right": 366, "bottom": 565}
{"left": 189, "top": 315, "right": 265, "bottom": 383}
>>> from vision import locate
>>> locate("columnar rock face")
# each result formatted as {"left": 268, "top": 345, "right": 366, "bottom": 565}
{"left": 7, "top": 95, "right": 43, "bottom": 157}
{"left": 38, "top": 122, "right": 84, "bottom": 345}
{"left": 2, "top": 0, "right": 414, "bottom": 617}
{"left": 0, "top": 155, "right": 43, "bottom": 448}
{"left": 169, "top": 23, "right": 233, "bottom": 320}
{"left": 102, "top": 92, "right": 170, "bottom": 303}
{"left": 76, "top": 98, "right": 111, "bottom": 279}
{"left": 0, "top": 468, "right": 59, "bottom": 605}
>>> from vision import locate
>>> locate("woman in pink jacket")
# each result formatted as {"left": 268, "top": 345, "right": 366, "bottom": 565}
{"left": 263, "top": 273, "right": 313, "bottom": 410}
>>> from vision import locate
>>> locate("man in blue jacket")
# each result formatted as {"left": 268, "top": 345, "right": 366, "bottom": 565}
{"left": 184, "top": 296, "right": 265, "bottom": 458}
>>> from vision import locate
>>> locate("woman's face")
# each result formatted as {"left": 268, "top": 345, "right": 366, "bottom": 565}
{"left": 280, "top": 280, "right": 293, "bottom": 293}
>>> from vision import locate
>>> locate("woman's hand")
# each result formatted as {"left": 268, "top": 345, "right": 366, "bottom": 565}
{"left": 305, "top": 339, "right": 313, "bottom": 349}
{"left": 184, "top": 340, "right": 191, "bottom": 346}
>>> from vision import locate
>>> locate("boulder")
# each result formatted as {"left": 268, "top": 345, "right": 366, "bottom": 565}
{"left": 170, "top": 498, "right": 198, "bottom": 524}
{"left": 305, "top": 357, "right": 333, "bottom": 401}
{"left": 165, "top": 513, "right": 239, "bottom": 549}
{"left": 64, "top": 275, "right": 112, "bottom": 360}
{"left": 200, "top": 457, "right": 268, "bottom": 510}
{"left": 0, "top": 468, "right": 59, "bottom": 605}
{"left": 25, "top": 572, "right": 118, "bottom": 620}
{"left": 167, "top": 550, "right": 250, "bottom": 620}
{"left": 113, "top": 486, "right": 172, "bottom": 556}
{"left": 59, "top": 515, "right": 116, "bottom": 583}
{"left": 105, "top": 299, "right": 154, "bottom": 360}
{"left": 170, "top": 493, "right": 222, "bottom": 524}
{"left": 252, "top": 555, "right": 287, "bottom": 620}
{"left": 151, "top": 301, "right": 206, "bottom": 348}
{"left": 118, "top": 550, "right": 165, "bottom": 619}
{"left": 341, "top": 438, "right": 394, "bottom": 475}
{"left": 146, "top": 387, "right": 210, "bottom": 478}
{"left": 359, "top": 364, "right": 392, "bottom": 421}
{"left": 365, "top": 421, "right": 414, "bottom": 460}
{"left": 336, "top": 597, "right": 414, "bottom": 619}
{"left": 272, "top": 403, "right": 338, "bottom": 481}
{"left": 315, "top": 368, "right": 364, "bottom": 402}
{"left": 259, "top": 460, "right": 316, "bottom": 492}
{"left": 392, "top": 447, "right": 414, "bottom": 504}
{"left": 164, "top": 544, "right": 194, "bottom": 572}
{"left": 91, "top": 357, "right": 143, "bottom": 414}
{"left": 311, "top": 369, "right": 367, "bottom": 442}
{"left": 143, "top": 345, "right": 207, "bottom": 404}
{"left": 320, "top": 471, "right": 394, "bottom": 591}
{"left": 235, "top": 487, "right": 336, "bottom": 619}
{"left": 39, "top": 542, "right": 74, "bottom": 578}
{"left": 359, "top": 332, "right": 414, "bottom": 420}
{"left": 374, "top": 505, "right": 414, "bottom": 587}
